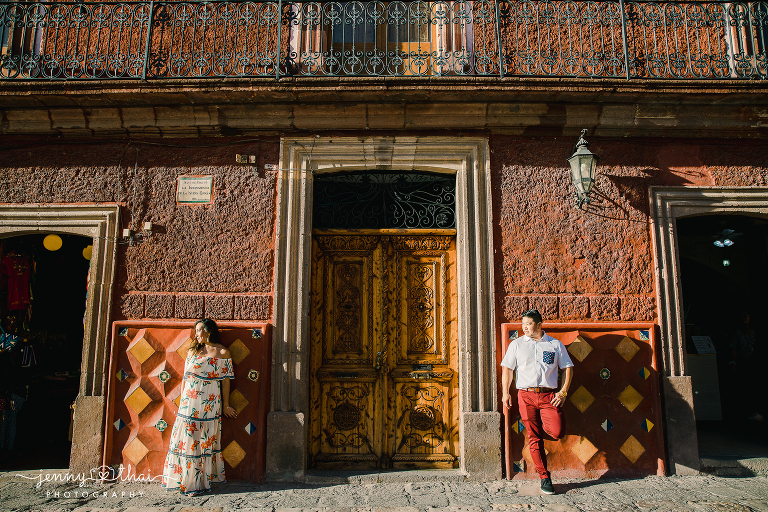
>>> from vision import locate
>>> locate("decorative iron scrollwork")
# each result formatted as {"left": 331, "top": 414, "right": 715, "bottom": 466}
{"left": 409, "top": 264, "right": 435, "bottom": 352}
{"left": 334, "top": 401, "right": 362, "bottom": 431}
{"left": 326, "top": 385, "right": 372, "bottom": 448}
{"left": 313, "top": 173, "right": 456, "bottom": 230}
{"left": 335, "top": 263, "right": 362, "bottom": 352}
{"left": 396, "top": 385, "right": 446, "bottom": 452}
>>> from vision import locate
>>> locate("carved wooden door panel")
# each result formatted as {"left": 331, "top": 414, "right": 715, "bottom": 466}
{"left": 309, "top": 234, "right": 458, "bottom": 470}
{"left": 388, "top": 235, "right": 458, "bottom": 469}
{"left": 309, "top": 235, "right": 384, "bottom": 469}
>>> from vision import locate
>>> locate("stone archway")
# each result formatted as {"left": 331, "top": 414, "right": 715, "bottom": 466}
{"left": 0, "top": 204, "right": 120, "bottom": 474}
{"left": 651, "top": 187, "right": 768, "bottom": 475}
{"left": 267, "top": 137, "right": 501, "bottom": 480}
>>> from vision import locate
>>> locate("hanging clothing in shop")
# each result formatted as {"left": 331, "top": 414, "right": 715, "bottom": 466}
{"left": 0, "top": 327, "right": 19, "bottom": 352}
{"left": 2, "top": 253, "right": 31, "bottom": 311}
{"left": 0, "top": 393, "right": 25, "bottom": 451}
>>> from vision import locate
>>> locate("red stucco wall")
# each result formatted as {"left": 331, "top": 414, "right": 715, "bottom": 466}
{"left": 0, "top": 137, "right": 280, "bottom": 322}
{"left": 490, "top": 135, "right": 768, "bottom": 324}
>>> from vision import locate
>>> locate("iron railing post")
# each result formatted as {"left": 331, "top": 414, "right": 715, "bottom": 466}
{"left": 276, "top": 0, "right": 283, "bottom": 80}
{"left": 619, "top": 0, "right": 631, "bottom": 80}
{"left": 494, "top": 0, "right": 505, "bottom": 78}
{"left": 142, "top": 0, "right": 155, "bottom": 81}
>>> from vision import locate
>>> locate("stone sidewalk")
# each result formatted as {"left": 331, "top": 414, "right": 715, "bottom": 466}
{"left": 1, "top": 470, "right": 767, "bottom": 512}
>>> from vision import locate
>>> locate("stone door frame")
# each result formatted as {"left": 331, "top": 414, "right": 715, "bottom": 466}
{"left": 0, "top": 204, "right": 120, "bottom": 474}
{"left": 650, "top": 186, "right": 768, "bottom": 474}
{"left": 268, "top": 137, "right": 501, "bottom": 480}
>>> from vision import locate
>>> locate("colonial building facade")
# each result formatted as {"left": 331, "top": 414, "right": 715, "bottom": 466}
{"left": 1, "top": 0, "right": 767, "bottom": 481}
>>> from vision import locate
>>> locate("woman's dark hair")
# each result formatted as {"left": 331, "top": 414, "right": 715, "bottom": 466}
{"left": 522, "top": 309, "right": 543, "bottom": 325}
{"left": 190, "top": 318, "right": 221, "bottom": 354}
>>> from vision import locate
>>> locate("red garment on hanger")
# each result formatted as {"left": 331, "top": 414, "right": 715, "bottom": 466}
{"left": 2, "top": 254, "right": 31, "bottom": 310}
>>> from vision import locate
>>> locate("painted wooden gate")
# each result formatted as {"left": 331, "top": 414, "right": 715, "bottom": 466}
{"left": 103, "top": 321, "right": 270, "bottom": 482}
{"left": 500, "top": 323, "right": 665, "bottom": 478}
{"left": 309, "top": 234, "right": 459, "bottom": 469}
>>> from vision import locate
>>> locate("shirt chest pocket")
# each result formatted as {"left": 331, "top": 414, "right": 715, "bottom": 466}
{"left": 542, "top": 351, "right": 555, "bottom": 365}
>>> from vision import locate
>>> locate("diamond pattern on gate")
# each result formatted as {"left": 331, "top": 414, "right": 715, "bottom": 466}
{"left": 106, "top": 323, "right": 270, "bottom": 483}
{"left": 501, "top": 324, "right": 663, "bottom": 477}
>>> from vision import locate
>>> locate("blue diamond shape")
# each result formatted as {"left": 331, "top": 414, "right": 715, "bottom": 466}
{"left": 244, "top": 422, "right": 257, "bottom": 435}
{"left": 639, "top": 330, "right": 649, "bottom": 341}
{"left": 601, "top": 419, "right": 613, "bottom": 432}
{"left": 114, "top": 418, "right": 126, "bottom": 431}
{"left": 512, "top": 460, "right": 525, "bottom": 472}
{"left": 116, "top": 369, "right": 128, "bottom": 382}
{"left": 252, "top": 329, "right": 262, "bottom": 339}
{"left": 509, "top": 330, "right": 518, "bottom": 340}
{"left": 119, "top": 328, "right": 129, "bottom": 337}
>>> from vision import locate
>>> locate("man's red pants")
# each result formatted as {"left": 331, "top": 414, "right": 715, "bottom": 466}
{"left": 518, "top": 390, "right": 566, "bottom": 479}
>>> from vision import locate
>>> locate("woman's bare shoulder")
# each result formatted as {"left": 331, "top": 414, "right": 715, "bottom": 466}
{"left": 216, "top": 345, "right": 231, "bottom": 358}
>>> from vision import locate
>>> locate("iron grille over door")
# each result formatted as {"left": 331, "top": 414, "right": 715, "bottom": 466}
{"left": 313, "top": 172, "right": 456, "bottom": 230}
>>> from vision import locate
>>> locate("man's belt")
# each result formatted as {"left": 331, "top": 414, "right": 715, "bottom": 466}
{"left": 520, "top": 387, "right": 556, "bottom": 393}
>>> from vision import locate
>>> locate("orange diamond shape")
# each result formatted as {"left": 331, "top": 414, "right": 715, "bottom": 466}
{"left": 228, "top": 339, "right": 250, "bottom": 365}
{"left": 618, "top": 385, "right": 644, "bottom": 412}
{"left": 571, "top": 436, "right": 598, "bottom": 465}
{"left": 620, "top": 435, "right": 645, "bottom": 464}
{"left": 123, "top": 437, "right": 149, "bottom": 465}
{"left": 567, "top": 335, "right": 593, "bottom": 362}
{"left": 615, "top": 336, "right": 640, "bottom": 362}
{"left": 569, "top": 385, "right": 595, "bottom": 413}
{"left": 222, "top": 440, "right": 246, "bottom": 468}
{"left": 127, "top": 337, "right": 155, "bottom": 364}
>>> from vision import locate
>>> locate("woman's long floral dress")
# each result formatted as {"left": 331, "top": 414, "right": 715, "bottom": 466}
{"left": 162, "top": 354, "right": 234, "bottom": 494}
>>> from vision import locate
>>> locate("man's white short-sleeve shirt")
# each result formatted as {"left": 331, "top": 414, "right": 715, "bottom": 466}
{"left": 500, "top": 332, "right": 574, "bottom": 389}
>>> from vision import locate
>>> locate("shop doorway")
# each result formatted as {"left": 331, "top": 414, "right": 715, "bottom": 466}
{"left": 677, "top": 214, "right": 768, "bottom": 461}
{"left": 0, "top": 233, "right": 92, "bottom": 469}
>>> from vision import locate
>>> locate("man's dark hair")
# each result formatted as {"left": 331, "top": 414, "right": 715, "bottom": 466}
{"left": 522, "top": 309, "right": 543, "bottom": 324}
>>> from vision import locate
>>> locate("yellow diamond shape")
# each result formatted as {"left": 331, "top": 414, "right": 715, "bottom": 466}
{"left": 176, "top": 337, "right": 193, "bottom": 360}
{"left": 571, "top": 436, "right": 599, "bottom": 465}
{"left": 222, "top": 440, "right": 246, "bottom": 468}
{"left": 567, "top": 335, "right": 593, "bottom": 362}
{"left": 618, "top": 385, "right": 644, "bottom": 412}
{"left": 620, "top": 435, "right": 645, "bottom": 464}
{"left": 125, "top": 386, "right": 153, "bottom": 414}
{"left": 569, "top": 385, "right": 595, "bottom": 413}
{"left": 173, "top": 394, "right": 182, "bottom": 408}
{"left": 228, "top": 339, "right": 250, "bottom": 365}
{"left": 123, "top": 437, "right": 149, "bottom": 465}
{"left": 128, "top": 337, "right": 155, "bottom": 364}
{"left": 615, "top": 336, "right": 640, "bottom": 362}
{"left": 229, "top": 389, "right": 249, "bottom": 414}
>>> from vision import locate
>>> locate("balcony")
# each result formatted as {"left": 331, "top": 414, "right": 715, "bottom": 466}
{"left": 0, "top": 0, "right": 766, "bottom": 81}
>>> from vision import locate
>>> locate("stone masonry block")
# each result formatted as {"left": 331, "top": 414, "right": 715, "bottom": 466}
{"left": 528, "top": 295, "right": 558, "bottom": 320}
{"left": 119, "top": 293, "right": 144, "bottom": 319}
{"left": 502, "top": 296, "right": 528, "bottom": 321}
{"left": 145, "top": 293, "right": 174, "bottom": 318}
{"left": 620, "top": 296, "right": 655, "bottom": 321}
{"left": 205, "top": 294, "right": 234, "bottom": 320}
{"left": 559, "top": 295, "right": 589, "bottom": 320}
{"left": 266, "top": 411, "right": 306, "bottom": 481}
{"left": 175, "top": 294, "right": 204, "bottom": 319}
{"left": 590, "top": 295, "right": 620, "bottom": 320}
{"left": 235, "top": 295, "right": 271, "bottom": 320}
{"left": 461, "top": 411, "right": 502, "bottom": 481}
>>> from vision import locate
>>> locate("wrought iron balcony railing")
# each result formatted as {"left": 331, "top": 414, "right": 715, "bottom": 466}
{"left": 1, "top": 0, "right": 766, "bottom": 81}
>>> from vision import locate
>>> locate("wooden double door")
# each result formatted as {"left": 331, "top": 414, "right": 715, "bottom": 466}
{"left": 309, "top": 233, "right": 459, "bottom": 469}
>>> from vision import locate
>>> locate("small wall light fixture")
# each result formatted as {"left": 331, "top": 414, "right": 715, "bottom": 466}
{"left": 568, "top": 129, "right": 599, "bottom": 208}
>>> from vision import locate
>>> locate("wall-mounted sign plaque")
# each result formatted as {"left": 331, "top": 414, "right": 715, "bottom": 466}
{"left": 177, "top": 175, "right": 214, "bottom": 204}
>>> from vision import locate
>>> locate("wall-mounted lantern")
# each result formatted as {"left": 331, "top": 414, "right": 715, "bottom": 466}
{"left": 568, "top": 129, "right": 599, "bottom": 208}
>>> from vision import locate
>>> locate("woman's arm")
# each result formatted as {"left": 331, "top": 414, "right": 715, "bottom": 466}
{"left": 222, "top": 378, "right": 237, "bottom": 418}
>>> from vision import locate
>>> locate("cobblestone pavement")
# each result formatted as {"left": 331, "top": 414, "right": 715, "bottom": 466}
{"left": 1, "top": 470, "right": 767, "bottom": 512}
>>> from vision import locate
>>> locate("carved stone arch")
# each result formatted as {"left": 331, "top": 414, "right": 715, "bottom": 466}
{"left": 650, "top": 186, "right": 768, "bottom": 475}
{"left": 267, "top": 137, "right": 500, "bottom": 480}
{"left": 0, "top": 204, "right": 120, "bottom": 474}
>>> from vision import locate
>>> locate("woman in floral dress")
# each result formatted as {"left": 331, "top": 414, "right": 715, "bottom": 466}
{"left": 162, "top": 318, "right": 237, "bottom": 496}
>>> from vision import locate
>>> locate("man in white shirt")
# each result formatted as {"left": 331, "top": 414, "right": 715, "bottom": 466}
{"left": 500, "top": 309, "right": 574, "bottom": 495}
